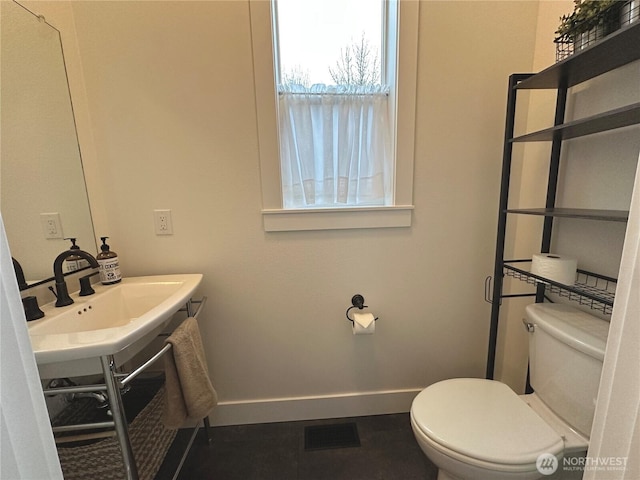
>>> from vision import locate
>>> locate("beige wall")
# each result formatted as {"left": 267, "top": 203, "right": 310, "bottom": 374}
{"left": 28, "top": 0, "right": 552, "bottom": 423}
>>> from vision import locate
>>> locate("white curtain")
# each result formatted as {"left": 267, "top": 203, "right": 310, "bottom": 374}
{"left": 278, "top": 84, "right": 392, "bottom": 208}
{"left": 585, "top": 150, "right": 640, "bottom": 480}
{"left": 0, "top": 214, "right": 63, "bottom": 479}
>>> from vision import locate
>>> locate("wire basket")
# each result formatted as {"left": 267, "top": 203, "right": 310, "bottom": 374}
{"left": 503, "top": 262, "right": 616, "bottom": 315}
{"left": 554, "top": 1, "right": 637, "bottom": 62}
{"left": 620, "top": 0, "right": 640, "bottom": 25}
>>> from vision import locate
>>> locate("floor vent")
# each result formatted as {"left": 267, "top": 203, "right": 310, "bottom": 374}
{"left": 304, "top": 423, "right": 361, "bottom": 451}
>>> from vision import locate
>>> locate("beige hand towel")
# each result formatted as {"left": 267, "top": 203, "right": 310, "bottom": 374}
{"left": 162, "top": 317, "right": 217, "bottom": 429}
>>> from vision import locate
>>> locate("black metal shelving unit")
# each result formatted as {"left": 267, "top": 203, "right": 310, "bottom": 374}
{"left": 486, "top": 23, "right": 640, "bottom": 380}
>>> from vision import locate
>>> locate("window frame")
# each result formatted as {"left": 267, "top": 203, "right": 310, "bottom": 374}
{"left": 250, "top": 0, "right": 418, "bottom": 232}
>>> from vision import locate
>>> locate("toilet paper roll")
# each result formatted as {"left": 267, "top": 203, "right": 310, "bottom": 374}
{"left": 531, "top": 253, "right": 578, "bottom": 286}
{"left": 352, "top": 312, "right": 376, "bottom": 335}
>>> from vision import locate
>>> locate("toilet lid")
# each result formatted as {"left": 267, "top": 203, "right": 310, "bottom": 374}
{"left": 412, "top": 379, "right": 564, "bottom": 466}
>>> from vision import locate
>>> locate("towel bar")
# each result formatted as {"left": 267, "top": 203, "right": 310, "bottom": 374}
{"left": 120, "top": 344, "right": 173, "bottom": 388}
{"left": 120, "top": 296, "right": 208, "bottom": 387}
{"left": 179, "top": 296, "right": 207, "bottom": 319}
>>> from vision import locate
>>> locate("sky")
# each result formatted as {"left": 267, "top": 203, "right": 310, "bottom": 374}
{"left": 275, "top": 0, "right": 383, "bottom": 85}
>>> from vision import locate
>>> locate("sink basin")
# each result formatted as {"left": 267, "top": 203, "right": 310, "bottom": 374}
{"left": 28, "top": 274, "right": 202, "bottom": 378}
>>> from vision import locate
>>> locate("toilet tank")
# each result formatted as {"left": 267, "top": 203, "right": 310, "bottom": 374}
{"left": 526, "top": 303, "right": 609, "bottom": 438}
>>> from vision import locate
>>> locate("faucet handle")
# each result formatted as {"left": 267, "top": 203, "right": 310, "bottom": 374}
{"left": 22, "top": 296, "right": 45, "bottom": 321}
{"left": 79, "top": 272, "right": 99, "bottom": 296}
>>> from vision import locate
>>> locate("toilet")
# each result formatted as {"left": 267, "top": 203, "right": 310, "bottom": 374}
{"left": 410, "top": 303, "right": 609, "bottom": 480}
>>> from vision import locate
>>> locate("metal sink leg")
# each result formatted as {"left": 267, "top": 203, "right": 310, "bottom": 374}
{"left": 101, "top": 355, "right": 139, "bottom": 480}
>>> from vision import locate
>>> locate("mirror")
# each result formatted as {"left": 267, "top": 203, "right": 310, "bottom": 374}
{"left": 1, "top": 1, "right": 96, "bottom": 286}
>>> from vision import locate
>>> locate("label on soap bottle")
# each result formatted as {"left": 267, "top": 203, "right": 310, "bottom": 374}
{"left": 64, "top": 259, "right": 79, "bottom": 273}
{"left": 98, "top": 257, "right": 122, "bottom": 285}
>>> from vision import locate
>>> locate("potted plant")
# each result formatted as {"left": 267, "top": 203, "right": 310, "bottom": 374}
{"left": 555, "top": 0, "right": 620, "bottom": 53}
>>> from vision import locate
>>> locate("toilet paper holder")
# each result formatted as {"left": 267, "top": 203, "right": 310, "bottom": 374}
{"left": 346, "top": 294, "right": 378, "bottom": 324}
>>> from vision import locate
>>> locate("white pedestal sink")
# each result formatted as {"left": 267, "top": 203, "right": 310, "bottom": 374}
{"left": 28, "top": 273, "right": 203, "bottom": 378}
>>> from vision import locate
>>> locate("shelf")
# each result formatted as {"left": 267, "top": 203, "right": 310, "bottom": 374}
{"left": 487, "top": 23, "right": 636, "bottom": 380}
{"left": 515, "top": 23, "right": 640, "bottom": 90}
{"left": 511, "top": 102, "right": 640, "bottom": 142}
{"left": 503, "top": 261, "right": 616, "bottom": 315}
{"left": 505, "top": 208, "right": 629, "bottom": 222}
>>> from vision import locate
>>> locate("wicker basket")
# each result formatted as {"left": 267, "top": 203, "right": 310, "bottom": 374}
{"left": 57, "top": 387, "right": 177, "bottom": 480}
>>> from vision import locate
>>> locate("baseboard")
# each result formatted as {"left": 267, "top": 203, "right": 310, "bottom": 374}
{"left": 208, "top": 388, "right": 422, "bottom": 426}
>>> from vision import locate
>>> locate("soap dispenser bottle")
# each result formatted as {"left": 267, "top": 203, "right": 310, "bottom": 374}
{"left": 64, "top": 238, "right": 81, "bottom": 273}
{"left": 97, "top": 237, "right": 122, "bottom": 285}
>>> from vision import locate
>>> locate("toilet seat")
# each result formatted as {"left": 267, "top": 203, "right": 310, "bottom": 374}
{"left": 411, "top": 378, "right": 564, "bottom": 471}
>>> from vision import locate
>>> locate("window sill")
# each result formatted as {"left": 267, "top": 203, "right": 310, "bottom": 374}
{"left": 262, "top": 205, "right": 414, "bottom": 232}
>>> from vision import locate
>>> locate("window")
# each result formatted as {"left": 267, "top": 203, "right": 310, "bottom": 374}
{"left": 275, "top": 0, "right": 390, "bottom": 209}
{"left": 250, "top": 0, "right": 418, "bottom": 231}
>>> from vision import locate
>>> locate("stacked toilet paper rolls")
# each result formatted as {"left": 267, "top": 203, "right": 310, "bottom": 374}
{"left": 352, "top": 312, "right": 376, "bottom": 335}
{"left": 531, "top": 253, "right": 578, "bottom": 286}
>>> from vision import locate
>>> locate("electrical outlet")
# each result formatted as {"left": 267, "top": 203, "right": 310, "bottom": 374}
{"left": 40, "top": 213, "right": 64, "bottom": 239}
{"left": 153, "top": 209, "right": 173, "bottom": 235}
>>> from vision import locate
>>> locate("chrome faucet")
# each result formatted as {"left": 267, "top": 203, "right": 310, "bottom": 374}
{"left": 52, "top": 249, "right": 100, "bottom": 307}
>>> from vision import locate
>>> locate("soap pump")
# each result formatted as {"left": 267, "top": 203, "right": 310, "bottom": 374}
{"left": 97, "top": 237, "right": 122, "bottom": 285}
{"left": 64, "top": 238, "right": 81, "bottom": 273}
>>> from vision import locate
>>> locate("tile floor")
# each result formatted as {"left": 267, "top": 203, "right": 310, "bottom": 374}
{"left": 173, "top": 414, "right": 438, "bottom": 480}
